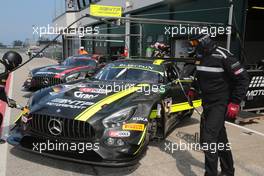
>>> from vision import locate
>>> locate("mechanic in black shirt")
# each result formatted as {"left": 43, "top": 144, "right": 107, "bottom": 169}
{"left": 0, "top": 51, "right": 22, "bottom": 143}
{"left": 187, "top": 34, "right": 250, "bottom": 176}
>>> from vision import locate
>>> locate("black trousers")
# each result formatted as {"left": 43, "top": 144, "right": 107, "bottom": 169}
{"left": 201, "top": 100, "right": 234, "bottom": 176}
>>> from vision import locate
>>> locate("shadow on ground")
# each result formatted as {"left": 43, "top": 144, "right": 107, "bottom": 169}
{"left": 150, "top": 117, "right": 204, "bottom": 176}
{"left": 152, "top": 139, "right": 204, "bottom": 176}
{"left": 176, "top": 117, "right": 200, "bottom": 128}
{"left": 9, "top": 147, "right": 139, "bottom": 176}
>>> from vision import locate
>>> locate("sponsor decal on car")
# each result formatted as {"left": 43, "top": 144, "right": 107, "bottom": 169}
{"left": 74, "top": 91, "right": 99, "bottom": 99}
{"left": 21, "top": 116, "right": 32, "bottom": 123}
{"left": 108, "top": 131, "right": 131, "bottom": 138}
{"left": 79, "top": 87, "right": 109, "bottom": 94}
{"left": 36, "top": 72, "right": 56, "bottom": 75}
{"left": 46, "top": 98, "right": 94, "bottom": 109}
{"left": 54, "top": 67, "right": 67, "bottom": 70}
{"left": 122, "top": 123, "right": 145, "bottom": 131}
{"left": 116, "top": 63, "right": 154, "bottom": 70}
{"left": 131, "top": 117, "right": 148, "bottom": 122}
{"left": 163, "top": 97, "right": 172, "bottom": 114}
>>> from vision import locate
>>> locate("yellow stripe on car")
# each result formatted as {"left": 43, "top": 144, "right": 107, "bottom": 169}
{"left": 134, "top": 127, "right": 148, "bottom": 155}
{"left": 153, "top": 59, "right": 165, "bottom": 65}
{"left": 112, "top": 66, "right": 164, "bottom": 76}
{"left": 137, "top": 127, "right": 147, "bottom": 145}
{"left": 75, "top": 84, "right": 149, "bottom": 121}
{"left": 149, "top": 100, "right": 202, "bottom": 119}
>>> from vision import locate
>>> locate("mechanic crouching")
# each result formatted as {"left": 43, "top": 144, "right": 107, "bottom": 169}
{"left": 0, "top": 51, "right": 22, "bottom": 143}
{"left": 187, "top": 34, "right": 250, "bottom": 176}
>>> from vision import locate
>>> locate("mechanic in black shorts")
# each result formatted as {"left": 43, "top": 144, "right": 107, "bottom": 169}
{"left": 0, "top": 51, "right": 22, "bottom": 143}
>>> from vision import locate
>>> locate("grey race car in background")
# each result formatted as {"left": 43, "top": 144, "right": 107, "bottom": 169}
{"left": 23, "top": 55, "right": 105, "bottom": 90}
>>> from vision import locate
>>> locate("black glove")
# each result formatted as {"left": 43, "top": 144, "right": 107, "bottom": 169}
{"left": 187, "top": 88, "right": 196, "bottom": 107}
{"left": 7, "top": 98, "right": 17, "bottom": 108}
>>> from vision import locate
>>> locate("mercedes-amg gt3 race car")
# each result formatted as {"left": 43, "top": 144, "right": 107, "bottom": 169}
{"left": 9, "top": 59, "right": 201, "bottom": 166}
{"left": 23, "top": 55, "right": 103, "bottom": 90}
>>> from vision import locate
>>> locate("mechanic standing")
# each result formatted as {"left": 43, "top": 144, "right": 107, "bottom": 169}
{"left": 78, "top": 46, "right": 88, "bottom": 55}
{"left": 187, "top": 34, "right": 250, "bottom": 176}
{"left": 0, "top": 51, "right": 22, "bottom": 144}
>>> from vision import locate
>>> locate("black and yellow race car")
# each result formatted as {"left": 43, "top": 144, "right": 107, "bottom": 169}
{"left": 8, "top": 59, "right": 201, "bottom": 166}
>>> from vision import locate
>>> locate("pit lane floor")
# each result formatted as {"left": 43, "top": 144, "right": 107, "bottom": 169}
{"left": 0, "top": 51, "right": 264, "bottom": 176}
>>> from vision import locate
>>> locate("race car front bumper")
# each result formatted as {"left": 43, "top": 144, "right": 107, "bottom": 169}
{"left": 7, "top": 127, "right": 146, "bottom": 166}
{"left": 23, "top": 76, "right": 64, "bottom": 90}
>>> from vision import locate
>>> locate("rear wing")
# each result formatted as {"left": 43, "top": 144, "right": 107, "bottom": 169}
{"left": 130, "top": 56, "right": 196, "bottom": 64}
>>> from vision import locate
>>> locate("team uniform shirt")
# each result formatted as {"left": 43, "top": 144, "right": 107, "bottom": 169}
{"left": 193, "top": 47, "right": 250, "bottom": 104}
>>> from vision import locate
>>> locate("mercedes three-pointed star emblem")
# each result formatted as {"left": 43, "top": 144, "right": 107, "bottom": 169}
{"left": 48, "top": 119, "right": 62, "bottom": 136}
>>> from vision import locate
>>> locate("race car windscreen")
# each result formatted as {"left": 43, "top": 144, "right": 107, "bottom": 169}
{"left": 62, "top": 57, "right": 97, "bottom": 67}
{"left": 94, "top": 62, "right": 164, "bottom": 83}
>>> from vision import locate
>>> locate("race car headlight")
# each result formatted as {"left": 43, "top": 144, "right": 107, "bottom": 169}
{"left": 103, "top": 106, "right": 137, "bottom": 128}
{"left": 65, "top": 73, "right": 79, "bottom": 82}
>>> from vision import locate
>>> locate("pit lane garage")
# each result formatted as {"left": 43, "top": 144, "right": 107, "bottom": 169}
{"left": 1, "top": 0, "right": 264, "bottom": 175}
